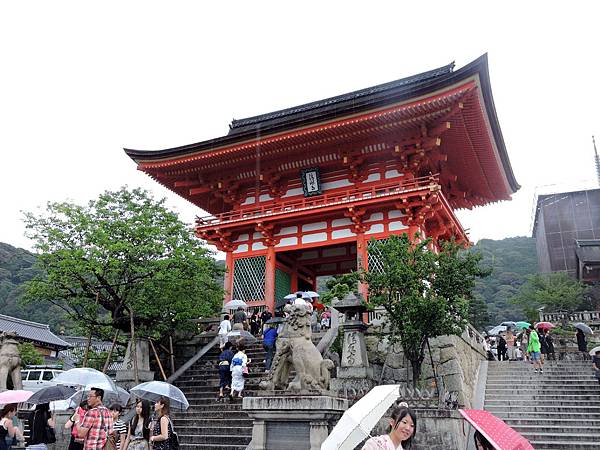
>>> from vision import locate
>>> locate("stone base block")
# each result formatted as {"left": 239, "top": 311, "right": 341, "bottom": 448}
{"left": 243, "top": 395, "right": 348, "bottom": 450}
{"left": 330, "top": 374, "right": 377, "bottom": 401}
{"left": 336, "top": 366, "right": 373, "bottom": 379}
{"left": 115, "top": 370, "right": 154, "bottom": 389}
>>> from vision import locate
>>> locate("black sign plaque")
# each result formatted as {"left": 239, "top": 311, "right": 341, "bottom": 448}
{"left": 300, "top": 167, "right": 322, "bottom": 197}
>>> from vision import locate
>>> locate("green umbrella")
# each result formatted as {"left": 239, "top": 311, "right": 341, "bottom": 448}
{"left": 516, "top": 321, "right": 531, "bottom": 329}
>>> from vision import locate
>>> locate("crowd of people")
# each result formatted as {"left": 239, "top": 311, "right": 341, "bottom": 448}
{"left": 0, "top": 388, "right": 178, "bottom": 450}
{"left": 486, "top": 325, "right": 556, "bottom": 370}
{"left": 485, "top": 323, "right": 600, "bottom": 381}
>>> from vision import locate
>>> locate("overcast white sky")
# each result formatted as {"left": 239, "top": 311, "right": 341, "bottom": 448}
{"left": 1, "top": 1, "right": 599, "bottom": 253}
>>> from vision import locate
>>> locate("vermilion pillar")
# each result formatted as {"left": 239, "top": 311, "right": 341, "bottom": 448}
{"left": 224, "top": 251, "right": 234, "bottom": 304}
{"left": 291, "top": 261, "right": 299, "bottom": 293}
{"left": 264, "top": 246, "right": 276, "bottom": 312}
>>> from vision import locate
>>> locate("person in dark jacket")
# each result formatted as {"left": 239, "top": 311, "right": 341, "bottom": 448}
{"left": 263, "top": 324, "right": 278, "bottom": 371}
{"left": 217, "top": 342, "right": 235, "bottom": 401}
{"left": 544, "top": 329, "right": 555, "bottom": 360}
{"left": 539, "top": 329, "right": 549, "bottom": 363}
{"left": 497, "top": 335, "right": 507, "bottom": 361}
{"left": 576, "top": 329, "right": 588, "bottom": 359}
{"left": 27, "top": 403, "right": 55, "bottom": 449}
{"left": 592, "top": 350, "right": 600, "bottom": 385}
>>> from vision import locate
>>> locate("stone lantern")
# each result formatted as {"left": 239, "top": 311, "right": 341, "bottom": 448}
{"left": 330, "top": 292, "right": 376, "bottom": 397}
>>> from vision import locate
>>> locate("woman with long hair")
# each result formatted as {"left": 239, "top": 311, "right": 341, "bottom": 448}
{"left": 123, "top": 399, "right": 150, "bottom": 450}
{"left": 149, "top": 397, "right": 175, "bottom": 450}
{"left": 27, "top": 403, "right": 55, "bottom": 450}
{"left": 362, "top": 403, "right": 417, "bottom": 450}
{"left": 0, "top": 404, "right": 23, "bottom": 450}
{"left": 65, "top": 400, "right": 88, "bottom": 450}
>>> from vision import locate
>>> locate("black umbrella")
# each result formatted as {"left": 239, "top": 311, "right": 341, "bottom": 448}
{"left": 28, "top": 385, "right": 77, "bottom": 405}
{"left": 266, "top": 317, "right": 285, "bottom": 324}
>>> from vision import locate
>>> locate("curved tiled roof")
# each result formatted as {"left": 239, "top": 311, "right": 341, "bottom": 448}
{"left": 0, "top": 314, "right": 71, "bottom": 349}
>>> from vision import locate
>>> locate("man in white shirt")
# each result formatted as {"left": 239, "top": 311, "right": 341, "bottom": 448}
{"left": 218, "top": 314, "right": 232, "bottom": 349}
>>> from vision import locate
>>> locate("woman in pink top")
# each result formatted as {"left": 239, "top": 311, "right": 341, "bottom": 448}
{"left": 362, "top": 403, "right": 417, "bottom": 450}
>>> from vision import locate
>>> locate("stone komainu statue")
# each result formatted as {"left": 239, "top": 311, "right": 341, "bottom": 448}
{"left": 259, "top": 304, "right": 334, "bottom": 393}
{"left": 0, "top": 332, "right": 23, "bottom": 390}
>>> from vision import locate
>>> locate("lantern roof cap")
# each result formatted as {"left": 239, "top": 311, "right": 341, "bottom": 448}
{"left": 332, "top": 292, "right": 367, "bottom": 313}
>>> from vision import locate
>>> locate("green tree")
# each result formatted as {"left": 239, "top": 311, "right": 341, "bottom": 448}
{"left": 468, "top": 294, "right": 490, "bottom": 330}
{"left": 18, "top": 342, "right": 44, "bottom": 366}
{"left": 22, "top": 187, "right": 224, "bottom": 342}
{"left": 510, "top": 272, "right": 588, "bottom": 322}
{"left": 365, "top": 234, "right": 489, "bottom": 385}
{"left": 320, "top": 272, "right": 359, "bottom": 304}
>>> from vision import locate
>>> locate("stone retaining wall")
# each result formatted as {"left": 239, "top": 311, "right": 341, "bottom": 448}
{"left": 365, "top": 325, "right": 486, "bottom": 408}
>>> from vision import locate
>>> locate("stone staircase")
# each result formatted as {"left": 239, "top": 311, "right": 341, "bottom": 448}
{"left": 172, "top": 340, "right": 267, "bottom": 449}
{"left": 484, "top": 360, "right": 600, "bottom": 449}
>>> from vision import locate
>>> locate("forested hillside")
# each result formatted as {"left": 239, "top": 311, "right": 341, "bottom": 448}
{"left": 472, "top": 236, "right": 538, "bottom": 325}
{"left": 0, "top": 243, "right": 70, "bottom": 332}
{"left": 2, "top": 237, "right": 538, "bottom": 332}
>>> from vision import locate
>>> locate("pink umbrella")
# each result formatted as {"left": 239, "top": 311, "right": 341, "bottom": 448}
{"left": 459, "top": 409, "right": 534, "bottom": 450}
{"left": 0, "top": 389, "right": 33, "bottom": 404}
{"left": 535, "top": 322, "right": 555, "bottom": 330}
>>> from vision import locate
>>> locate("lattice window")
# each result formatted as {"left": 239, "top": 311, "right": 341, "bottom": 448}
{"left": 275, "top": 268, "right": 292, "bottom": 303}
{"left": 232, "top": 256, "right": 266, "bottom": 302}
{"left": 367, "top": 238, "right": 387, "bottom": 274}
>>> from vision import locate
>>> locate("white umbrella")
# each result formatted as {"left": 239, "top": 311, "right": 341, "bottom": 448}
{"left": 54, "top": 367, "right": 118, "bottom": 393}
{"left": 589, "top": 346, "right": 600, "bottom": 356}
{"left": 284, "top": 293, "right": 297, "bottom": 300}
{"left": 574, "top": 322, "right": 594, "bottom": 334}
{"left": 130, "top": 381, "right": 189, "bottom": 411}
{"left": 305, "top": 291, "right": 319, "bottom": 298}
{"left": 488, "top": 325, "right": 507, "bottom": 336}
{"left": 224, "top": 299, "right": 248, "bottom": 309}
{"left": 321, "top": 384, "right": 400, "bottom": 450}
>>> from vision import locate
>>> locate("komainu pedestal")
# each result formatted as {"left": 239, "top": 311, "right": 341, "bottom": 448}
{"left": 243, "top": 395, "right": 347, "bottom": 450}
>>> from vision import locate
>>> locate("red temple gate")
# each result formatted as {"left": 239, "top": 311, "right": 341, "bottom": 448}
{"left": 125, "top": 54, "right": 519, "bottom": 313}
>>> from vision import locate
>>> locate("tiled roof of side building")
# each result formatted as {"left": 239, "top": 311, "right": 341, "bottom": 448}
{"left": 0, "top": 314, "right": 71, "bottom": 349}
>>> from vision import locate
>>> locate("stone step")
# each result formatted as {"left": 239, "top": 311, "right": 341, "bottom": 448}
{"left": 487, "top": 410, "right": 600, "bottom": 419}
{"left": 174, "top": 418, "right": 253, "bottom": 427}
{"left": 486, "top": 404, "right": 600, "bottom": 414}
{"left": 530, "top": 442, "right": 599, "bottom": 450}
{"left": 511, "top": 424, "right": 600, "bottom": 435}
{"left": 180, "top": 443, "right": 247, "bottom": 450}
{"left": 485, "top": 394, "right": 600, "bottom": 401}
{"left": 485, "top": 399, "right": 600, "bottom": 407}
{"left": 176, "top": 425, "right": 253, "bottom": 436}
{"left": 503, "top": 417, "right": 600, "bottom": 427}
{"left": 521, "top": 431, "right": 598, "bottom": 443}
{"left": 179, "top": 433, "right": 251, "bottom": 445}
{"left": 486, "top": 376, "right": 597, "bottom": 383}
{"left": 486, "top": 387, "right": 600, "bottom": 394}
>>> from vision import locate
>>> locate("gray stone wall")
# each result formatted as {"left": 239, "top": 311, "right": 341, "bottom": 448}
{"left": 365, "top": 325, "right": 486, "bottom": 408}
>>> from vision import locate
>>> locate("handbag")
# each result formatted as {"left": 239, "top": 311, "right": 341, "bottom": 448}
{"left": 168, "top": 417, "right": 180, "bottom": 450}
{"left": 103, "top": 433, "right": 117, "bottom": 450}
{"left": 100, "top": 408, "right": 116, "bottom": 450}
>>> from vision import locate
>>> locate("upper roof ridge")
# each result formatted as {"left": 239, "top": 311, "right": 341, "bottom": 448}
{"left": 227, "top": 62, "right": 455, "bottom": 134}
